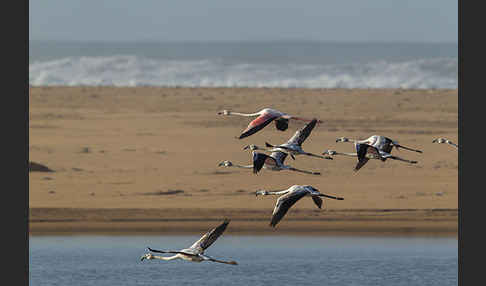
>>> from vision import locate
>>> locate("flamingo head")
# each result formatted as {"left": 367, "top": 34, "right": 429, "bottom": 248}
{"left": 217, "top": 110, "right": 231, "bottom": 116}
{"left": 140, "top": 253, "right": 154, "bottom": 261}
{"left": 336, "top": 137, "right": 350, "bottom": 143}
{"left": 432, "top": 138, "right": 447, "bottom": 144}
{"left": 218, "top": 160, "right": 233, "bottom": 167}
{"left": 255, "top": 190, "right": 269, "bottom": 196}
{"left": 322, "top": 150, "right": 336, "bottom": 156}
{"left": 243, "top": 144, "right": 259, "bottom": 151}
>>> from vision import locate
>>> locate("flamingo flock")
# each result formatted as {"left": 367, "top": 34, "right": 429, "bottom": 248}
{"left": 141, "top": 107, "right": 457, "bottom": 266}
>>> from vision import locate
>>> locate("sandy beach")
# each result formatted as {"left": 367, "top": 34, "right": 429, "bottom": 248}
{"left": 29, "top": 87, "right": 458, "bottom": 236}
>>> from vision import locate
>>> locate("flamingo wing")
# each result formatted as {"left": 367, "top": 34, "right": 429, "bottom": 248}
{"left": 354, "top": 143, "right": 381, "bottom": 172}
{"left": 311, "top": 196, "right": 323, "bottom": 209}
{"left": 189, "top": 219, "right": 230, "bottom": 253}
{"left": 238, "top": 112, "right": 280, "bottom": 139}
{"left": 270, "top": 190, "right": 308, "bottom": 227}
{"left": 380, "top": 137, "right": 395, "bottom": 153}
{"left": 285, "top": 118, "right": 318, "bottom": 146}
{"left": 252, "top": 152, "right": 271, "bottom": 174}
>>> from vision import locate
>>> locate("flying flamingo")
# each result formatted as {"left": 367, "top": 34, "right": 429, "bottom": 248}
{"left": 322, "top": 143, "right": 418, "bottom": 172}
{"left": 218, "top": 150, "right": 321, "bottom": 175}
{"left": 217, "top": 108, "right": 321, "bottom": 139}
{"left": 335, "top": 135, "right": 423, "bottom": 154}
{"left": 255, "top": 185, "right": 344, "bottom": 227}
{"left": 140, "top": 219, "right": 238, "bottom": 265}
{"left": 243, "top": 118, "right": 332, "bottom": 160}
{"left": 432, "top": 138, "right": 458, "bottom": 149}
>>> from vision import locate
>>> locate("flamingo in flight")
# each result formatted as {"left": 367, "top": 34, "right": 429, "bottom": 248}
{"left": 255, "top": 185, "right": 344, "bottom": 227}
{"left": 141, "top": 219, "right": 238, "bottom": 265}
{"left": 243, "top": 118, "right": 332, "bottom": 160}
{"left": 218, "top": 150, "right": 321, "bottom": 175}
{"left": 335, "top": 135, "right": 423, "bottom": 154}
{"left": 432, "top": 138, "right": 458, "bottom": 149}
{"left": 217, "top": 108, "right": 321, "bottom": 139}
{"left": 323, "top": 143, "right": 418, "bottom": 172}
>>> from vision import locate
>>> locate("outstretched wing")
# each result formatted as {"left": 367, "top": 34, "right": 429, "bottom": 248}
{"left": 311, "top": 196, "right": 323, "bottom": 209}
{"left": 354, "top": 143, "right": 381, "bottom": 172}
{"left": 253, "top": 152, "right": 271, "bottom": 174}
{"left": 270, "top": 190, "right": 308, "bottom": 227}
{"left": 189, "top": 219, "right": 231, "bottom": 253}
{"left": 285, "top": 118, "right": 318, "bottom": 146}
{"left": 380, "top": 137, "right": 395, "bottom": 153}
{"left": 239, "top": 112, "right": 280, "bottom": 139}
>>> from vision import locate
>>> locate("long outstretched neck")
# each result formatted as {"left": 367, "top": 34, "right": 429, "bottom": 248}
{"left": 257, "top": 190, "right": 289, "bottom": 196}
{"left": 340, "top": 138, "right": 358, "bottom": 143}
{"left": 151, "top": 255, "right": 180, "bottom": 261}
{"left": 449, "top": 142, "right": 459, "bottom": 148}
{"left": 333, "top": 151, "right": 357, "bottom": 157}
{"left": 221, "top": 162, "right": 253, "bottom": 169}
{"left": 232, "top": 164, "right": 254, "bottom": 169}
{"left": 305, "top": 152, "right": 332, "bottom": 159}
{"left": 228, "top": 111, "right": 261, "bottom": 117}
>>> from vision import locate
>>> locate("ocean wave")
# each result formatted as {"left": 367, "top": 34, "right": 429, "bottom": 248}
{"left": 29, "top": 55, "right": 458, "bottom": 89}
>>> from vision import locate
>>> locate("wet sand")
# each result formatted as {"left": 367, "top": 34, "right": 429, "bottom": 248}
{"left": 29, "top": 87, "right": 458, "bottom": 236}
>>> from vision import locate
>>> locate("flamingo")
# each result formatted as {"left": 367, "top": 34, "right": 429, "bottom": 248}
{"left": 217, "top": 108, "right": 321, "bottom": 139}
{"left": 243, "top": 118, "right": 332, "bottom": 160}
{"left": 336, "top": 135, "right": 423, "bottom": 154}
{"left": 140, "top": 219, "right": 238, "bottom": 265}
{"left": 218, "top": 150, "right": 321, "bottom": 175}
{"left": 322, "top": 143, "right": 418, "bottom": 172}
{"left": 255, "top": 185, "right": 344, "bottom": 227}
{"left": 432, "top": 138, "right": 458, "bottom": 149}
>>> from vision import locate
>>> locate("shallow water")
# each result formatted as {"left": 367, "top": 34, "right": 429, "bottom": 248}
{"left": 29, "top": 235, "right": 457, "bottom": 286}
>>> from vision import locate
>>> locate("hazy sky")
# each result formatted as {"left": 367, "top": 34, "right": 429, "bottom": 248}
{"left": 29, "top": 0, "right": 457, "bottom": 43}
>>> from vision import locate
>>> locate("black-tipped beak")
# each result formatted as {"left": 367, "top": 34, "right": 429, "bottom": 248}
{"left": 243, "top": 145, "right": 249, "bottom": 150}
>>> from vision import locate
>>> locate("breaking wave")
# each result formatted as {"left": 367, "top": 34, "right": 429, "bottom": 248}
{"left": 29, "top": 55, "right": 457, "bottom": 89}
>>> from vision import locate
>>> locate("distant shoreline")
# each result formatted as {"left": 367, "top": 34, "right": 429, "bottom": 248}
{"left": 29, "top": 207, "right": 458, "bottom": 237}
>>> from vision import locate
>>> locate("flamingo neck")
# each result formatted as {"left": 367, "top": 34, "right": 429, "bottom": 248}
{"left": 233, "top": 163, "right": 253, "bottom": 169}
{"left": 228, "top": 111, "right": 260, "bottom": 117}
{"left": 268, "top": 190, "right": 290, "bottom": 195}
{"left": 152, "top": 255, "right": 180, "bottom": 261}
{"left": 335, "top": 152, "right": 357, "bottom": 157}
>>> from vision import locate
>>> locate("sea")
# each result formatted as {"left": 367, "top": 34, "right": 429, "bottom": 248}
{"left": 29, "top": 235, "right": 458, "bottom": 286}
{"left": 29, "top": 41, "right": 458, "bottom": 89}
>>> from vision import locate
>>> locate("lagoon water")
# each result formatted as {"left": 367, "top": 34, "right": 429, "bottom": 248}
{"left": 29, "top": 235, "right": 457, "bottom": 286}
